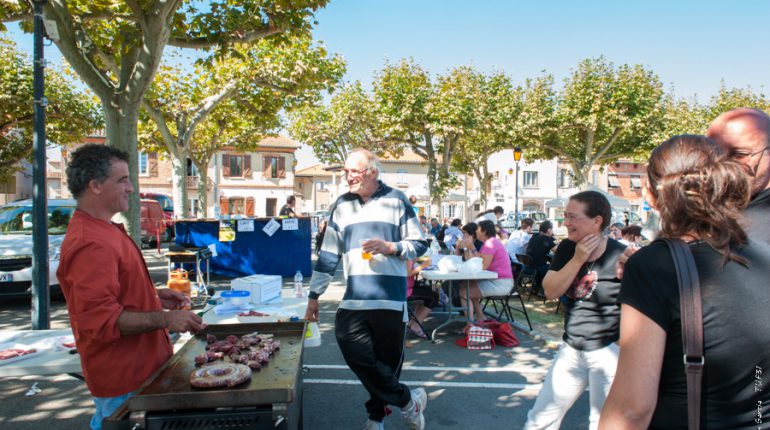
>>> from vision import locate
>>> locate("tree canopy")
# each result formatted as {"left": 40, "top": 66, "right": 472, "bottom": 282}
{"left": 139, "top": 34, "right": 344, "bottom": 217}
{"left": 513, "top": 56, "right": 666, "bottom": 186}
{"left": 0, "top": 37, "right": 101, "bottom": 183}
{"left": 1, "top": 0, "right": 328, "bottom": 240}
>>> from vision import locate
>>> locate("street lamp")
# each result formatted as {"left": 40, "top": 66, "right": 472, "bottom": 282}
{"left": 513, "top": 147, "right": 523, "bottom": 228}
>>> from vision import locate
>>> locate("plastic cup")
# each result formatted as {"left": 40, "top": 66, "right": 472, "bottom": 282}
{"left": 360, "top": 239, "right": 373, "bottom": 260}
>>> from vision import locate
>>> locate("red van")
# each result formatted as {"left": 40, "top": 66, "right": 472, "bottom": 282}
{"left": 139, "top": 192, "right": 175, "bottom": 239}
{"left": 140, "top": 199, "right": 167, "bottom": 247}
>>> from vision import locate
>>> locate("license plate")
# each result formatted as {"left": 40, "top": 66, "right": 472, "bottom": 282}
{"left": 0, "top": 274, "right": 12, "bottom": 282}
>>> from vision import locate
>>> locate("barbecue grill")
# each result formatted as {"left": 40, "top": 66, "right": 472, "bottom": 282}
{"left": 104, "top": 322, "right": 306, "bottom": 430}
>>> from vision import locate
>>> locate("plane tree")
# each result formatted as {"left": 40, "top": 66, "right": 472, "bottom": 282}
{"left": 1, "top": 0, "right": 328, "bottom": 240}
{"left": 0, "top": 37, "right": 100, "bottom": 183}
{"left": 513, "top": 57, "right": 666, "bottom": 187}
{"left": 139, "top": 35, "right": 344, "bottom": 217}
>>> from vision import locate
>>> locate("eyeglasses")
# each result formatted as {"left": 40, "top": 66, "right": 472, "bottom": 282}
{"left": 342, "top": 167, "right": 369, "bottom": 178}
{"left": 729, "top": 145, "right": 770, "bottom": 177}
{"left": 563, "top": 213, "right": 592, "bottom": 222}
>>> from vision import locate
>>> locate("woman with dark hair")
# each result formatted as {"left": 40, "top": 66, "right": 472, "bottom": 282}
{"left": 600, "top": 135, "right": 770, "bottom": 429}
{"left": 454, "top": 222, "right": 484, "bottom": 260}
{"left": 524, "top": 190, "right": 626, "bottom": 430}
{"left": 460, "top": 220, "right": 513, "bottom": 323}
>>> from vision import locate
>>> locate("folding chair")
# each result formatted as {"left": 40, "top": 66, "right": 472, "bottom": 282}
{"left": 482, "top": 260, "right": 533, "bottom": 330}
{"left": 406, "top": 299, "right": 432, "bottom": 340}
{"left": 515, "top": 253, "right": 543, "bottom": 301}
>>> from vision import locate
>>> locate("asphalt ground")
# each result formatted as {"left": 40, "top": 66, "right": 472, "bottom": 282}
{"left": 0, "top": 244, "right": 590, "bottom": 429}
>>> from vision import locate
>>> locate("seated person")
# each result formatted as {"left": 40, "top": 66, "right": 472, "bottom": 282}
{"left": 506, "top": 217, "right": 535, "bottom": 263}
{"left": 525, "top": 220, "right": 557, "bottom": 292}
{"left": 454, "top": 222, "right": 484, "bottom": 260}
{"left": 406, "top": 258, "right": 437, "bottom": 339}
{"left": 443, "top": 218, "right": 464, "bottom": 251}
{"left": 462, "top": 220, "right": 514, "bottom": 323}
{"left": 618, "top": 224, "right": 642, "bottom": 247}
{"left": 607, "top": 222, "right": 624, "bottom": 240}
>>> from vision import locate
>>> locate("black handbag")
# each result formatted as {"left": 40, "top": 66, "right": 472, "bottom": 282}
{"left": 661, "top": 238, "right": 704, "bottom": 430}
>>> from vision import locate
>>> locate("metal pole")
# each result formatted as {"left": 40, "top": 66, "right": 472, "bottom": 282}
{"left": 31, "top": 0, "right": 50, "bottom": 330}
{"left": 514, "top": 161, "right": 519, "bottom": 229}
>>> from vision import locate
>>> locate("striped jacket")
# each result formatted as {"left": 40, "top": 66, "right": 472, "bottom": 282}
{"left": 309, "top": 181, "right": 428, "bottom": 312}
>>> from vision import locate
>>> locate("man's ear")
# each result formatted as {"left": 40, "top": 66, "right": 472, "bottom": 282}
{"left": 87, "top": 178, "right": 102, "bottom": 196}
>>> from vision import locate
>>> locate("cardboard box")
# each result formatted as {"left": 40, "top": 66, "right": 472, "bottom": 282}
{"left": 231, "top": 274, "right": 282, "bottom": 304}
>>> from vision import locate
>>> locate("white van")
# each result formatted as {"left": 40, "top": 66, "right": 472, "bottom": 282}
{"left": 0, "top": 199, "right": 76, "bottom": 298}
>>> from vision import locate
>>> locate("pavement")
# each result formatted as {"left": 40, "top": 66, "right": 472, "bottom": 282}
{"left": 0, "top": 244, "right": 590, "bottom": 429}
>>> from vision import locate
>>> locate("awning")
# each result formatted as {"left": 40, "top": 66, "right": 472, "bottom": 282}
{"left": 545, "top": 197, "right": 569, "bottom": 208}
{"left": 585, "top": 186, "right": 631, "bottom": 209}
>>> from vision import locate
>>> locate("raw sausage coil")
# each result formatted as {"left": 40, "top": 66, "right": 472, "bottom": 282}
{"left": 189, "top": 363, "right": 251, "bottom": 388}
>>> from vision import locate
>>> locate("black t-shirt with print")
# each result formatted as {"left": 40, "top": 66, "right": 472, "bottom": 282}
{"left": 549, "top": 238, "right": 626, "bottom": 351}
{"left": 526, "top": 233, "right": 556, "bottom": 267}
{"left": 620, "top": 240, "right": 770, "bottom": 429}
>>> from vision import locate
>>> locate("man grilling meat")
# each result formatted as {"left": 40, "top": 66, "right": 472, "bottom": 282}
{"left": 57, "top": 144, "right": 205, "bottom": 430}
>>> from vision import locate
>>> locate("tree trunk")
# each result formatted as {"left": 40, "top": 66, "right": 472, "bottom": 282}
{"left": 171, "top": 152, "right": 188, "bottom": 219}
{"left": 103, "top": 101, "right": 141, "bottom": 244}
{"left": 197, "top": 160, "right": 209, "bottom": 218}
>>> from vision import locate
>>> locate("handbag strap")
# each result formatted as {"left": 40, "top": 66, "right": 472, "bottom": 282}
{"left": 661, "top": 238, "right": 704, "bottom": 430}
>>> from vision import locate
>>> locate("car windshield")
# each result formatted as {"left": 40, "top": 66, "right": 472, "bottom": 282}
{"left": 156, "top": 196, "right": 173, "bottom": 212}
{"left": 0, "top": 204, "right": 76, "bottom": 235}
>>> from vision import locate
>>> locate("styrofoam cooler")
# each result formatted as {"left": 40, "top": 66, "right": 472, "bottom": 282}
{"left": 231, "top": 274, "right": 282, "bottom": 304}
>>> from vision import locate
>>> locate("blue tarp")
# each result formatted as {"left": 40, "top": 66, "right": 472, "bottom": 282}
{"left": 174, "top": 219, "right": 312, "bottom": 278}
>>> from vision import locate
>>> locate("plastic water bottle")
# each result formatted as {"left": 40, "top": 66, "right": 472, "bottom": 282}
{"left": 430, "top": 238, "right": 441, "bottom": 256}
{"left": 294, "top": 271, "right": 304, "bottom": 298}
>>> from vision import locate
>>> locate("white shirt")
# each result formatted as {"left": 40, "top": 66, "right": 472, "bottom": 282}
{"left": 505, "top": 229, "right": 532, "bottom": 262}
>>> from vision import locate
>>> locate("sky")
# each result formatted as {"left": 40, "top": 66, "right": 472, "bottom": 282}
{"left": 5, "top": 1, "right": 770, "bottom": 168}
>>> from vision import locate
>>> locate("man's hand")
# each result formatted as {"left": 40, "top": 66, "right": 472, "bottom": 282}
{"left": 615, "top": 246, "right": 641, "bottom": 279}
{"left": 574, "top": 234, "right": 601, "bottom": 264}
{"left": 164, "top": 310, "right": 207, "bottom": 333}
{"left": 304, "top": 298, "right": 320, "bottom": 322}
{"left": 157, "top": 288, "right": 190, "bottom": 310}
{"left": 362, "top": 239, "right": 396, "bottom": 256}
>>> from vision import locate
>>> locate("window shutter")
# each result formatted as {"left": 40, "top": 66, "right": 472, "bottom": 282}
{"left": 149, "top": 152, "right": 158, "bottom": 176}
{"left": 219, "top": 196, "right": 229, "bottom": 214}
{"left": 244, "top": 155, "right": 252, "bottom": 177}
{"left": 278, "top": 157, "right": 286, "bottom": 178}
{"left": 263, "top": 156, "right": 271, "bottom": 177}
{"left": 222, "top": 154, "right": 231, "bottom": 177}
{"left": 245, "top": 197, "right": 255, "bottom": 217}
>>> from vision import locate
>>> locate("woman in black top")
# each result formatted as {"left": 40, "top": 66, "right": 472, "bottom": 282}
{"left": 599, "top": 135, "right": 770, "bottom": 429}
{"left": 523, "top": 191, "right": 625, "bottom": 430}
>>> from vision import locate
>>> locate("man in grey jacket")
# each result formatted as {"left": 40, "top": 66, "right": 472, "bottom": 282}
{"left": 304, "top": 149, "right": 429, "bottom": 430}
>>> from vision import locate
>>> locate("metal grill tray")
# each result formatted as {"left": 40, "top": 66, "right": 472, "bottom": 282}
{"left": 127, "top": 322, "right": 306, "bottom": 412}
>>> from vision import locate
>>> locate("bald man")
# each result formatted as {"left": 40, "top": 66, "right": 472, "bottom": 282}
{"left": 707, "top": 108, "right": 770, "bottom": 243}
{"left": 304, "top": 149, "right": 429, "bottom": 430}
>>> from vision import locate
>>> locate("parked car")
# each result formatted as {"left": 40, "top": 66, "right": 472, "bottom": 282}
{"left": 140, "top": 199, "right": 168, "bottom": 247}
{"left": 500, "top": 211, "right": 548, "bottom": 230}
{"left": 139, "top": 192, "right": 175, "bottom": 239}
{"left": 0, "top": 199, "right": 76, "bottom": 299}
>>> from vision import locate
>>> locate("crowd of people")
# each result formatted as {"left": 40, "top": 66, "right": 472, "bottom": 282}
{"left": 56, "top": 107, "right": 770, "bottom": 430}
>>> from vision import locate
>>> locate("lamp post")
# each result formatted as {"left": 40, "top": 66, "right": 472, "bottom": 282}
{"left": 513, "top": 147, "right": 523, "bottom": 229}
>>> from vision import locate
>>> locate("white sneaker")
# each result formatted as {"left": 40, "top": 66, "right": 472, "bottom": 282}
{"left": 363, "top": 419, "right": 384, "bottom": 430}
{"left": 402, "top": 387, "right": 427, "bottom": 430}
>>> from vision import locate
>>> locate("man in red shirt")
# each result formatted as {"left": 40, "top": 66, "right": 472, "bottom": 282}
{"left": 57, "top": 144, "right": 205, "bottom": 430}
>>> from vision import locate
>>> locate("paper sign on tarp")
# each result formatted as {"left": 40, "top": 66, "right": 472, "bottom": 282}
{"left": 219, "top": 220, "right": 235, "bottom": 242}
{"left": 282, "top": 218, "right": 298, "bottom": 231}
{"left": 237, "top": 219, "right": 255, "bottom": 232}
{"left": 263, "top": 218, "right": 280, "bottom": 237}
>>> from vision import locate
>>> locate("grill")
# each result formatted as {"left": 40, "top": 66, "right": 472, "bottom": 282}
{"left": 0, "top": 256, "right": 32, "bottom": 272}
{"left": 105, "top": 322, "right": 305, "bottom": 430}
{"left": 132, "top": 407, "right": 279, "bottom": 430}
